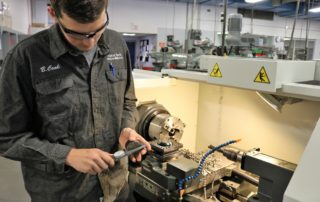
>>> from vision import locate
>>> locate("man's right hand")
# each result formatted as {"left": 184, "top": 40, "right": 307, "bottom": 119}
{"left": 65, "top": 148, "right": 115, "bottom": 175}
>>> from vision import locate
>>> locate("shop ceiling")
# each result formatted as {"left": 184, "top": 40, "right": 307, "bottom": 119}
{"left": 154, "top": 0, "right": 320, "bottom": 20}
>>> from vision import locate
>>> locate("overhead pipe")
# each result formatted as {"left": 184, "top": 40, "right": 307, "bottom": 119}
{"left": 191, "top": 0, "right": 197, "bottom": 30}
{"left": 184, "top": 2, "right": 190, "bottom": 53}
{"left": 304, "top": 0, "right": 311, "bottom": 60}
{"left": 172, "top": 0, "right": 176, "bottom": 36}
{"left": 221, "top": 0, "right": 228, "bottom": 56}
{"left": 287, "top": 0, "right": 301, "bottom": 60}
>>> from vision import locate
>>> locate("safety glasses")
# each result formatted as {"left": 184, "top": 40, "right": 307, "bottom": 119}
{"left": 59, "top": 13, "right": 109, "bottom": 40}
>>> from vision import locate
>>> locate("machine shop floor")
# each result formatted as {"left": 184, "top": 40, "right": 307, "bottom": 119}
{"left": 0, "top": 157, "right": 30, "bottom": 202}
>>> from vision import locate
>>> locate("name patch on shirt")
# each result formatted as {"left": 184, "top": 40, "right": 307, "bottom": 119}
{"left": 40, "top": 64, "right": 61, "bottom": 73}
{"left": 107, "top": 53, "right": 124, "bottom": 61}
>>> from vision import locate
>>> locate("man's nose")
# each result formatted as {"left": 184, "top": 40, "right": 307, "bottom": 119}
{"left": 82, "top": 38, "right": 95, "bottom": 48}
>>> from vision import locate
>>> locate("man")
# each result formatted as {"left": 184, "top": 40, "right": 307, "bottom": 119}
{"left": 0, "top": 0, "right": 151, "bottom": 201}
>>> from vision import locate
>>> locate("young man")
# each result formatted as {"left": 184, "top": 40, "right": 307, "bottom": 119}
{"left": 0, "top": 0, "right": 151, "bottom": 201}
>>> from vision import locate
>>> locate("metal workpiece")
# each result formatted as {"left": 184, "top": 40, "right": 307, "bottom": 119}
{"left": 212, "top": 145, "right": 248, "bottom": 163}
{"left": 136, "top": 101, "right": 185, "bottom": 142}
{"left": 148, "top": 114, "right": 184, "bottom": 142}
{"left": 113, "top": 141, "right": 146, "bottom": 161}
{"left": 136, "top": 101, "right": 185, "bottom": 158}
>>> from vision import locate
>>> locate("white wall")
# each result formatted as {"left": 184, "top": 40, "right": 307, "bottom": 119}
{"left": 8, "top": 0, "right": 31, "bottom": 34}
{"left": 109, "top": 0, "right": 188, "bottom": 34}
{"left": 196, "top": 84, "right": 320, "bottom": 164}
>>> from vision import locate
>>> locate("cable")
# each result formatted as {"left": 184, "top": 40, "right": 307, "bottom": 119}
{"left": 178, "top": 139, "right": 241, "bottom": 201}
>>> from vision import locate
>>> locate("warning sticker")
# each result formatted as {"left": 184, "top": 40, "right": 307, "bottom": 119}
{"left": 254, "top": 66, "right": 270, "bottom": 84}
{"left": 210, "top": 63, "right": 222, "bottom": 78}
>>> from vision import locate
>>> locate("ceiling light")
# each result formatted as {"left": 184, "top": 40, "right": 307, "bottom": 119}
{"left": 123, "top": 33, "right": 136, "bottom": 36}
{"left": 309, "top": 6, "right": 320, "bottom": 13}
{"left": 245, "top": 0, "right": 265, "bottom": 3}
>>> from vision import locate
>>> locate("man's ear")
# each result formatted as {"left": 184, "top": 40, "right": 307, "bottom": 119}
{"left": 47, "top": 5, "right": 57, "bottom": 21}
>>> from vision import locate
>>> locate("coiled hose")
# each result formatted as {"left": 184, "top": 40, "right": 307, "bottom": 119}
{"left": 178, "top": 139, "right": 241, "bottom": 201}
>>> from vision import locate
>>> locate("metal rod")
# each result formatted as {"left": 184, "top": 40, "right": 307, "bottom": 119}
{"left": 221, "top": 0, "right": 228, "bottom": 56}
{"left": 287, "top": 0, "right": 301, "bottom": 60}
{"left": 213, "top": 6, "right": 217, "bottom": 45}
{"left": 251, "top": 9, "right": 254, "bottom": 34}
{"left": 197, "top": 2, "right": 201, "bottom": 30}
{"left": 304, "top": 0, "right": 311, "bottom": 60}
{"left": 172, "top": 0, "right": 176, "bottom": 36}
{"left": 185, "top": 2, "right": 190, "bottom": 53}
{"left": 232, "top": 169, "right": 259, "bottom": 186}
{"left": 191, "top": 0, "right": 197, "bottom": 30}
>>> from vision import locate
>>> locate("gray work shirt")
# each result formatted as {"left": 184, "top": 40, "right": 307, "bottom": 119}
{"left": 0, "top": 24, "right": 137, "bottom": 201}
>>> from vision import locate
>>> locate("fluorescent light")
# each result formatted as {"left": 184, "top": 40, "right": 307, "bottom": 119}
{"left": 309, "top": 6, "right": 320, "bottom": 13}
{"left": 216, "top": 32, "right": 229, "bottom": 34}
{"left": 245, "top": 0, "right": 265, "bottom": 3}
{"left": 123, "top": 33, "right": 136, "bottom": 36}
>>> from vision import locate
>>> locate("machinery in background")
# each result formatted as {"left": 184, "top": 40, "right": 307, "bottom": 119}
{"left": 222, "top": 14, "right": 286, "bottom": 59}
{"left": 148, "top": 31, "right": 214, "bottom": 71}
{"left": 129, "top": 101, "right": 297, "bottom": 202}
{"left": 167, "top": 35, "right": 183, "bottom": 53}
{"left": 185, "top": 29, "right": 214, "bottom": 55}
{"left": 148, "top": 13, "right": 288, "bottom": 73}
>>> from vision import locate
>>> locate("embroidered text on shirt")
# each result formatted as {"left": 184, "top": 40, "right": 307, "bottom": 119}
{"left": 40, "top": 64, "right": 61, "bottom": 73}
{"left": 107, "top": 53, "right": 124, "bottom": 61}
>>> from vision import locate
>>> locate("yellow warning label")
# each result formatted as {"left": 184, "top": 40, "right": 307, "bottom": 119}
{"left": 254, "top": 66, "right": 270, "bottom": 84}
{"left": 210, "top": 63, "right": 222, "bottom": 78}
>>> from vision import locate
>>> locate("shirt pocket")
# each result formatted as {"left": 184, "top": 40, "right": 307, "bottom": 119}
{"left": 35, "top": 76, "right": 75, "bottom": 142}
{"left": 36, "top": 77, "right": 73, "bottom": 95}
{"left": 35, "top": 76, "right": 74, "bottom": 114}
{"left": 105, "top": 68, "right": 127, "bottom": 104}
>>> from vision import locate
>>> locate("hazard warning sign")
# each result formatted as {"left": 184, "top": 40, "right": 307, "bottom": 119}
{"left": 210, "top": 63, "right": 222, "bottom": 78}
{"left": 254, "top": 66, "right": 270, "bottom": 84}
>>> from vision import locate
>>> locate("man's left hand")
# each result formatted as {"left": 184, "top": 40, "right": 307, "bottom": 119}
{"left": 119, "top": 128, "right": 151, "bottom": 162}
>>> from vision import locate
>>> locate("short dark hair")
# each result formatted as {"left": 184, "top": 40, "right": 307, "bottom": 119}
{"left": 50, "top": 0, "right": 108, "bottom": 23}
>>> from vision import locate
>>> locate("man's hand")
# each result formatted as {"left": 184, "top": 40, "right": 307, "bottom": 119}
{"left": 119, "top": 128, "right": 152, "bottom": 163}
{"left": 65, "top": 148, "right": 115, "bottom": 175}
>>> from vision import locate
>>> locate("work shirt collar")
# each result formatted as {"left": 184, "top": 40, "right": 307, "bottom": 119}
{"left": 49, "top": 23, "right": 110, "bottom": 59}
